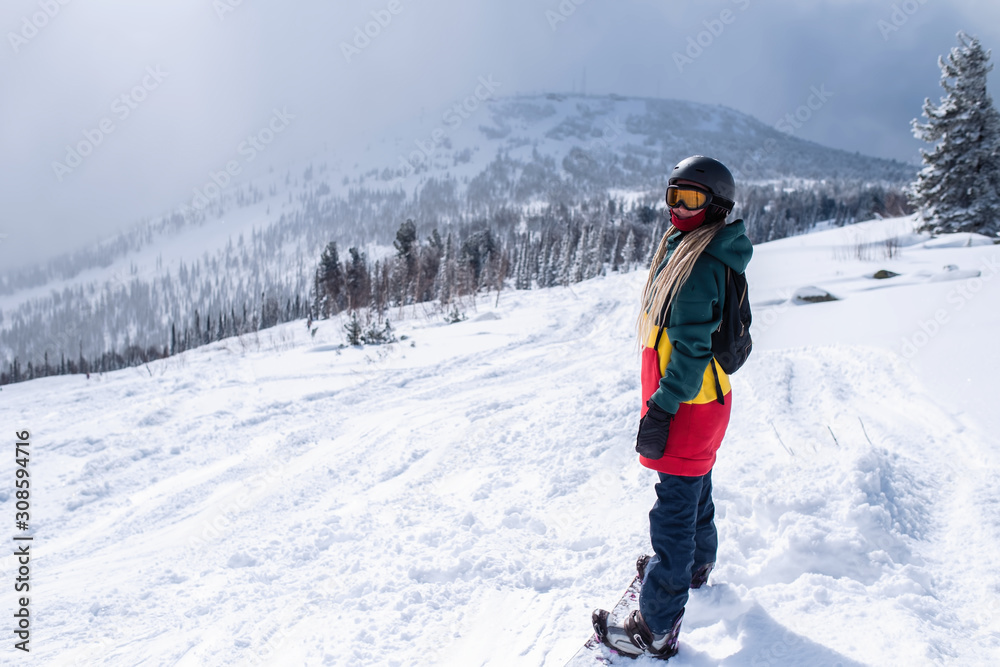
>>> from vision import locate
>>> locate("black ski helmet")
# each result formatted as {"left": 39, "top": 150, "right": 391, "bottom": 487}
{"left": 668, "top": 155, "right": 736, "bottom": 220}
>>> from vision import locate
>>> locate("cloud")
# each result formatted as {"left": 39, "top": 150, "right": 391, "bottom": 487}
{"left": 1, "top": 0, "right": 998, "bottom": 270}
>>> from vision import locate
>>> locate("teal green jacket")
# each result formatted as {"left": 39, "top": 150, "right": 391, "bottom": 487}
{"left": 649, "top": 220, "right": 753, "bottom": 415}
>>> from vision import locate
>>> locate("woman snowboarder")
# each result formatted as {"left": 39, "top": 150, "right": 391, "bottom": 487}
{"left": 593, "top": 155, "right": 753, "bottom": 660}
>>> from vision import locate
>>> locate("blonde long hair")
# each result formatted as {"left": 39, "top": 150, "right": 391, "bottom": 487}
{"left": 637, "top": 219, "right": 725, "bottom": 346}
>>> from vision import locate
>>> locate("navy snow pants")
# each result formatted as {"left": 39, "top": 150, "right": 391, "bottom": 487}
{"left": 638, "top": 470, "right": 717, "bottom": 633}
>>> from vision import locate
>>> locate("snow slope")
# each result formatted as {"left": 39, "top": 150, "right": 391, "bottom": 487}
{"left": 2, "top": 216, "right": 999, "bottom": 665}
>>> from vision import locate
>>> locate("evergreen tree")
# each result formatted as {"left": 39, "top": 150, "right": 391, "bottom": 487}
{"left": 345, "top": 247, "right": 369, "bottom": 311}
{"left": 394, "top": 219, "right": 418, "bottom": 260}
{"left": 344, "top": 311, "right": 363, "bottom": 346}
{"left": 261, "top": 293, "right": 280, "bottom": 329}
{"left": 437, "top": 231, "right": 456, "bottom": 305}
{"left": 558, "top": 226, "right": 575, "bottom": 286}
{"left": 622, "top": 228, "right": 637, "bottom": 271}
{"left": 316, "top": 241, "right": 344, "bottom": 317}
{"left": 910, "top": 31, "right": 1000, "bottom": 234}
{"left": 393, "top": 219, "right": 418, "bottom": 304}
{"left": 362, "top": 317, "right": 397, "bottom": 345}
{"left": 371, "top": 259, "right": 390, "bottom": 315}
{"left": 571, "top": 226, "right": 589, "bottom": 283}
{"left": 418, "top": 230, "right": 444, "bottom": 303}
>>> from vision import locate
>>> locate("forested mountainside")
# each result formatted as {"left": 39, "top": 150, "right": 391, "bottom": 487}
{"left": 0, "top": 94, "right": 914, "bottom": 384}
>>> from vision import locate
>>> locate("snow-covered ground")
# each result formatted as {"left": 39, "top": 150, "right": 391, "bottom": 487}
{"left": 3, "top": 216, "right": 999, "bottom": 665}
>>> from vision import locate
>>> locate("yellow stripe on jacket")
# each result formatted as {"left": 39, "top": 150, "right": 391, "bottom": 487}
{"left": 644, "top": 325, "right": 730, "bottom": 405}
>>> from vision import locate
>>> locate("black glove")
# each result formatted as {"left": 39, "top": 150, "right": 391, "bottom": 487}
{"left": 636, "top": 400, "right": 674, "bottom": 459}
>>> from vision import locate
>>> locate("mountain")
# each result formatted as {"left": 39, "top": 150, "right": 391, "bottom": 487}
{"left": 0, "top": 93, "right": 916, "bottom": 377}
{"left": 4, "top": 215, "right": 999, "bottom": 665}
{"left": 373, "top": 92, "right": 914, "bottom": 196}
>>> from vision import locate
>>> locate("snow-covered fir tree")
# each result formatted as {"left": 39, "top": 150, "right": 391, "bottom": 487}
{"left": 910, "top": 31, "right": 1000, "bottom": 235}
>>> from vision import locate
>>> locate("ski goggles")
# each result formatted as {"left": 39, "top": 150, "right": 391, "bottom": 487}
{"left": 666, "top": 185, "right": 734, "bottom": 212}
{"left": 666, "top": 185, "right": 712, "bottom": 210}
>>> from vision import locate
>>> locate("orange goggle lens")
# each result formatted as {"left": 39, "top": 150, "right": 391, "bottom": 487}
{"left": 666, "top": 186, "right": 710, "bottom": 210}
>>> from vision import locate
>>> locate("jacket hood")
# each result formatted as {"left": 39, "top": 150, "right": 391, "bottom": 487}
{"left": 703, "top": 219, "right": 753, "bottom": 273}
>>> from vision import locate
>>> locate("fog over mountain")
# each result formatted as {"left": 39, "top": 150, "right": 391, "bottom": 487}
{"left": 2, "top": 0, "right": 999, "bottom": 270}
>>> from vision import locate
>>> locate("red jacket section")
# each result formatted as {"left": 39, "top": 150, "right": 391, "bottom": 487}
{"left": 639, "top": 341, "right": 731, "bottom": 476}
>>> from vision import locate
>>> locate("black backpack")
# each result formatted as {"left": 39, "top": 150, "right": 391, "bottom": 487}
{"left": 711, "top": 267, "right": 752, "bottom": 376}
{"left": 654, "top": 265, "right": 752, "bottom": 406}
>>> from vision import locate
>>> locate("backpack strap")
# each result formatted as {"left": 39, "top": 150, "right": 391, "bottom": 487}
{"left": 710, "top": 266, "right": 727, "bottom": 405}
{"left": 710, "top": 358, "right": 725, "bottom": 406}
{"left": 652, "top": 294, "right": 670, "bottom": 349}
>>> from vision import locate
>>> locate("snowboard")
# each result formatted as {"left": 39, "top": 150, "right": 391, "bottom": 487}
{"left": 565, "top": 555, "right": 649, "bottom": 666}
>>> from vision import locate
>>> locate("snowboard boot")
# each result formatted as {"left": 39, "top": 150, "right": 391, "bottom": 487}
{"left": 591, "top": 608, "right": 683, "bottom": 660}
{"left": 636, "top": 554, "right": 651, "bottom": 582}
{"left": 690, "top": 562, "right": 714, "bottom": 589}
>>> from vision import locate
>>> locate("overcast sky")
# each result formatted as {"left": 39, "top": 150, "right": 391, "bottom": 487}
{"left": 2, "top": 0, "right": 999, "bottom": 271}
